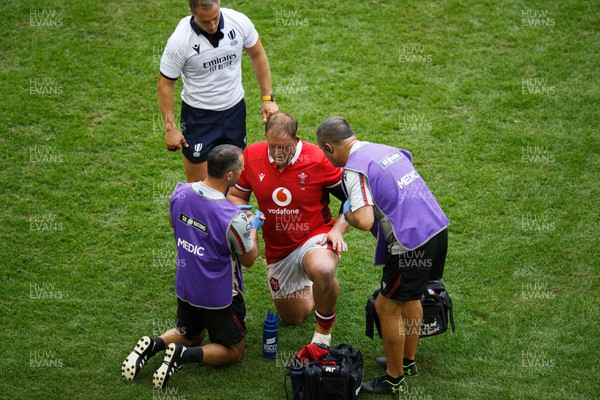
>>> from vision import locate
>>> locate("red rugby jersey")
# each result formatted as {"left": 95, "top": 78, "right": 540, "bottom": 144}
{"left": 235, "top": 140, "right": 342, "bottom": 264}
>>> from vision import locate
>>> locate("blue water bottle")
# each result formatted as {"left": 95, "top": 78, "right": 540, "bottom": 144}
{"left": 263, "top": 310, "right": 280, "bottom": 358}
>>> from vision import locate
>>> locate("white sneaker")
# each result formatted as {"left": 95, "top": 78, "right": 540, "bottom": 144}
{"left": 311, "top": 331, "right": 331, "bottom": 346}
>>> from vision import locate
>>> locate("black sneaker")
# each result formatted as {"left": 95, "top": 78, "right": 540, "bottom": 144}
{"left": 375, "top": 357, "right": 418, "bottom": 376}
{"left": 122, "top": 336, "right": 154, "bottom": 381}
{"left": 403, "top": 361, "right": 418, "bottom": 377}
{"left": 362, "top": 375, "right": 407, "bottom": 395}
{"left": 153, "top": 343, "right": 185, "bottom": 389}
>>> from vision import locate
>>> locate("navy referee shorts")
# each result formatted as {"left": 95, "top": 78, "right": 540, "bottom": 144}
{"left": 180, "top": 99, "right": 247, "bottom": 163}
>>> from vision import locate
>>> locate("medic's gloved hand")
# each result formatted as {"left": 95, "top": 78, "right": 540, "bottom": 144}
{"left": 342, "top": 200, "right": 352, "bottom": 214}
{"left": 249, "top": 210, "right": 265, "bottom": 231}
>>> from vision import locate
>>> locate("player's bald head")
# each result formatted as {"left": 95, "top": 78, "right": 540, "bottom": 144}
{"left": 265, "top": 113, "right": 298, "bottom": 139}
{"left": 316, "top": 116, "right": 355, "bottom": 146}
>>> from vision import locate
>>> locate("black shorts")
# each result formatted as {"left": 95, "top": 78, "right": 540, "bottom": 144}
{"left": 380, "top": 229, "right": 448, "bottom": 302}
{"left": 180, "top": 99, "right": 247, "bottom": 163}
{"left": 176, "top": 294, "right": 247, "bottom": 347}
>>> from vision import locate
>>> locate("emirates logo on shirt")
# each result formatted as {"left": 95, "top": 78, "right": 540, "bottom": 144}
{"left": 272, "top": 187, "right": 292, "bottom": 207}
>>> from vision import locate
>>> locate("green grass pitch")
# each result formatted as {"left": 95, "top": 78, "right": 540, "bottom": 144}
{"left": 1, "top": 1, "right": 598, "bottom": 399}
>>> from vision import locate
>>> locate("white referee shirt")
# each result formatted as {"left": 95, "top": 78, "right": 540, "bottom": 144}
{"left": 160, "top": 8, "right": 259, "bottom": 111}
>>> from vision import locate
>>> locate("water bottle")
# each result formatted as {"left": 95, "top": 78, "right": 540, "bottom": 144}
{"left": 262, "top": 310, "right": 280, "bottom": 358}
{"left": 289, "top": 358, "right": 306, "bottom": 400}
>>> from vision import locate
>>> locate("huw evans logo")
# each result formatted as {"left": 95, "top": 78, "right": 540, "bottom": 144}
{"left": 152, "top": 386, "right": 187, "bottom": 400}
{"left": 275, "top": 211, "right": 308, "bottom": 234}
{"left": 30, "top": 77, "right": 63, "bottom": 95}
{"left": 152, "top": 249, "right": 186, "bottom": 269}
{"left": 30, "top": 350, "right": 63, "bottom": 368}
{"left": 29, "top": 214, "right": 63, "bottom": 231}
{"left": 521, "top": 282, "right": 557, "bottom": 300}
{"left": 398, "top": 250, "right": 433, "bottom": 270}
{"left": 520, "top": 213, "right": 555, "bottom": 232}
{"left": 399, "top": 45, "right": 432, "bottom": 63}
{"left": 521, "top": 350, "right": 555, "bottom": 367}
{"left": 29, "top": 282, "right": 66, "bottom": 300}
{"left": 399, "top": 113, "right": 432, "bottom": 132}
{"left": 276, "top": 77, "right": 309, "bottom": 95}
{"left": 521, "top": 146, "right": 555, "bottom": 163}
{"left": 521, "top": 78, "right": 555, "bottom": 95}
{"left": 521, "top": 10, "right": 555, "bottom": 27}
{"left": 30, "top": 10, "right": 63, "bottom": 27}
{"left": 275, "top": 10, "right": 309, "bottom": 27}
{"left": 30, "top": 145, "right": 63, "bottom": 163}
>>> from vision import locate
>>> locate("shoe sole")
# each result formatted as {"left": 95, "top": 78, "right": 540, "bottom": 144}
{"left": 122, "top": 336, "right": 151, "bottom": 381}
{"left": 153, "top": 343, "right": 178, "bottom": 389}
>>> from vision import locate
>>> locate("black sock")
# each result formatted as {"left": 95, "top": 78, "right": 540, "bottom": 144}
{"left": 181, "top": 347, "right": 204, "bottom": 364}
{"left": 403, "top": 358, "right": 414, "bottom": 366}
{"left": 385, "top": 373, "right": 404, "bottom": 384}
{"left": 150, "top": 338, "right": 166, "bottom": 357}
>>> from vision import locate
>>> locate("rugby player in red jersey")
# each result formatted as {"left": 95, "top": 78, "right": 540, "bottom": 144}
{"left": 227, "top": 113, "right": 348, "bottom": 345}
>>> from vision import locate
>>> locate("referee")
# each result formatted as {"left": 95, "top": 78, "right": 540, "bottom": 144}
{"left": 159, "top": 0, "right": 278, "bottom": 182}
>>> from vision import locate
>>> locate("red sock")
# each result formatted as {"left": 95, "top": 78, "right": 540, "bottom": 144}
{"left": 315, "top": 310, "right": 336, "bottom": 330}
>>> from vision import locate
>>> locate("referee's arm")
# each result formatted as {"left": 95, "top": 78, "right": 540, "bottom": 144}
{"left": 245, "top": 38, "right": 278, "bottom": 122}
{"left": 158, "top": 73, "right": 187, "bottom": 150}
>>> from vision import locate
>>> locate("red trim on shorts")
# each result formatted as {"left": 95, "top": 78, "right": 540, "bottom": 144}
{"left": 385, "top": 273, "right": 403, "bottom": 298}
{"left": 231, "top": 311, "right": 246, "bottom": 336}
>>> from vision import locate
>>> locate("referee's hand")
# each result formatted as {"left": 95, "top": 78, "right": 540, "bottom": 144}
{"left": 165, "top": 129, "right": 188, "bottom": 151}
{"left": 261, "top": 101, "right": 279, "bottom": 124}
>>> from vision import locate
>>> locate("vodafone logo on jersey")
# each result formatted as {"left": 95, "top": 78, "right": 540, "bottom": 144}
{"left": 272, "top": 187, "right": 292, "bottom": 207}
